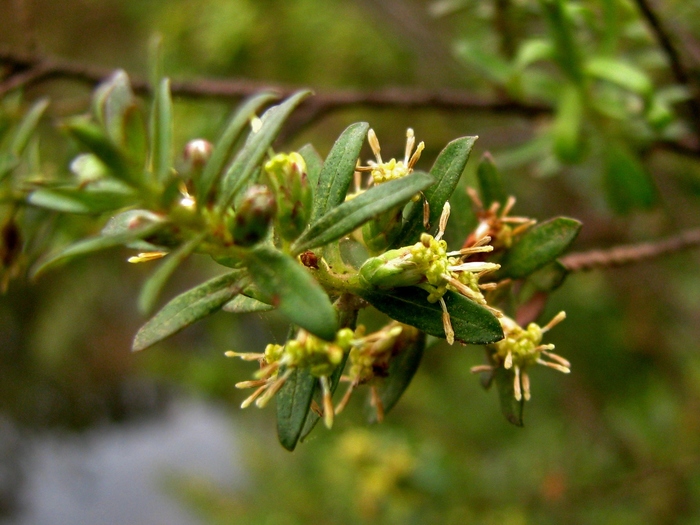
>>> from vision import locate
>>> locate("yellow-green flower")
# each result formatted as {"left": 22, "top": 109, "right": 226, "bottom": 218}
{"left": 471, "top": 311, "right": 569, "bottom": 401}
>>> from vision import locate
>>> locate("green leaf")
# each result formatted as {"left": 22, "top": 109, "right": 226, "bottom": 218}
{"left": 395, "top": 136, "right": 477, "bottom": 246}
{"left": 310, "top": 122, "right": 368, "bottom": 223}
{"left": 11, "top": 98, "right": 50, "bottom": 157}
{"left": 222, "top": 294, "right": 274, "bottom": 313}
{"left": 515, "top": 39, "right": 554, "bottom": 70}
{"left": 494, "top": 366, "right": 524, "bottom": 426}
{"left": 552, "top": 83, "right": 584, "bottom": 164}
{"left": 454, "top": 41, "right": 513, "bottom": 85}
{"left": 217, "top": 90, "right": 311, "bottom": 209}
{"left": 93, "top": 70, "right": 136, "bottom": 146}
{"left": 245, "top": 246, "right": 337, "bottom": 341}
{"left": 277, "top": 366, "right": 316, "bottom": 451}
{"left": 31, "top": 219, "right": 165, "bottom": 279}
{"left": 64, "top": 119, "right": 140, "bottom": 188}
{"left": 498, "top": 217, "right": 582, "bottom": 279}
{"left": 122, "top": 104, "right": 148, "bottom": 168}
{"left": 138, "top": 233, "right": 206, "bottom": 315}
{"left": 367, "top": 329, "right": 425, "bottom": 423}
{"left": 27, "top": 187, "right": 135, "bottom": 214}
{"left": 585, "top": 57, "right": 654, "bottom": 99}
{"left": 196, "top": 92, "right": 278, "bottom": 202}
{"left": 525, "top": 260, "right": 569, "bottom": 292}
{"left": 298, "top": 143, "right": 324, "bottom": 193}
{"left": 540, "top": 0, "right": 584, "bottom": 83}
{"left": 292, "top": 171, "right": 435, "bottom": 255}
{"left": 477, "top": 152, "right": 507, "bottom": 208}
{"left": 132, "top": 270, "right": 245, "bottom": 352}
{"left": 603, "top": 144, "right": 657, "bottom": 214}
{"left": 150, "top": 78, "right": 173, "bottom": 183}
{"left": 358, "top": 288, "right": 503, "bottom": 345}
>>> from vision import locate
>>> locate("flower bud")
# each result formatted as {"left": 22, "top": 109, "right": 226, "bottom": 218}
{"left": 229, "top": 185, "right": 276, "bottom": 247}
{"left": 359, "top": 249, "right": 424, "bottom": 289}
{"left": 182, "top": 139, "right": 213, "bottom": 183}
{"left": 264, "top": 152, "right": 312, "bottom": 242}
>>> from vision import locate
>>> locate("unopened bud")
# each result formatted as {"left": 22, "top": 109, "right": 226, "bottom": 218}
{"left": 229, "top": 185, "right": 276, "bottom": 247}
{"left": 264, "top": 152, "right": 312, "bottom": 241}
{"left": 182, "top": 139, "right": 213, "bottom": 183}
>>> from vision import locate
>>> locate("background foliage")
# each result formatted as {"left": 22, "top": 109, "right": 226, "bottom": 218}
{"left": 1, "top": 0, "right": 700, "bottom": 523}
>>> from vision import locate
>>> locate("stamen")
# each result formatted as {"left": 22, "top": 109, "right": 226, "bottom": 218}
{"left": 501, "top": 196, "right": 516, "bottom": 218}
{"left": 435, "top": 202, "right": 451, "bottom": 241}
{"left": 522, "top": 370, "right": 531, "bottom": 401}
{"left": 541, "top": 350, "right": 571, "bottom": 368}
{"left": 444, "top": 274, "right": 482, "bottom": 302}
{"left": 128, "top": 252, "right": 167, "bottom": 263}
{"left": 422, "top": 195, "right": 430, "bottom": 230}
{"left": 404, "top": 128, "right": 415, "bottom": 164}
{"left": 439, "top": 297, "right": 454, "bottom": 345}
{"left": 408, "top": 141, "right": 424, "bottom": 170}
{"left": 466, "top": 187, "right": 483, "bottom": 209}
{"left": 368, "top": 129, "right": 382, "bottom": 163}
{"left": 510, "top": 220, "right": 537, "bottom": 237}
{"left": 536, "top": 358, "right": 570, "bottom": 374}
{"left": 320, "top": 376, "right": 334, "bottom": 428}
{"left": 225, "top": 351, "right": 265, "bottom": 361}
{"left": 335, "top": 381, "right": 357, "bottom": 415}
{"left": 241, "top": 385, "right": 267, "bottom": 408}
{"left": 235, "top": 379, "right": 268, "bottom": 389}
{"left": 470, "top": 365, "right": 494, "bottom": 373}
{"left": 542, "top": 311, "right": 567, "bottom": 332}
{"left": 255, "top": 370, "right": 291, "bottom": 407}
{"left": 504, "top": 350, "right": 513, "bottom": 369}
{"left": 371, "top": 385, "right": 385, "bottom": 423}
{"left": 514, "top": 365, "right": 522, "bottom": 401}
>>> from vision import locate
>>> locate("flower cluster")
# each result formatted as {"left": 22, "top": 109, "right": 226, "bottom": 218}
{"left": 471, "top": 312, "right": 570, "bottom": 401}
{"left": 360, "top": 201, "right": 501, "bottom": 344}
{"left": 356, "top": 128, "right": 424, "bottom": 185}
{"left": 227, "top": 327, "right": 354, "bottom": 428}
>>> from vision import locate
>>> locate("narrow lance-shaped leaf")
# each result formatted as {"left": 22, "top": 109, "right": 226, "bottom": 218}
{"left": 150, "top": 78, "right": 173, "bottom": 183}
{"left": 476, "top": 152, "right": 507, "bottom": 208}
{"left": 64, "top": 118, "right": 141, "bottom": 188}
{"left": 31, "top": 220, "right": 165, "bottom": 279}
{"left": 552, "top": 83, "right": 584, "bottom": 164}
{"left": 217, "top": 90, "right": 312, "bottom": 209}
{"left": 358, "top": 288, "right": 503, "bottom": 345}
{"left": 277, "top": 366, "right": 316, "bottom": 451}
{"left": 291, "top": 171, "right": 435, "bottom": 256}
{"left": 310, "top": 122, "right": 369, "bottom": 223}
{"left": 27, "top": 186, "right": 136, "bottom": 214}
{"left": 138, "top": 232, "right": 206, "bottom": 315}
{"left": 367, "top": 329, "right": 425, "bottom": 423}
{"left": 297, "top": 143, "right": 324, "bottom": 194}
{"left": 540, "top": 0, "right": 584, "bottom": 84}
{"left": 245, "top": 246, "right": 338, "bottom": 341}
{"left": 494, "top": 366, "right": 524, "bottom": 427}
{"left": 132, "top": 270, "right": 245, "bottom": 352}
{"left": 394, "top": 136, "right": 477, "bottom": 246}
{"left": 196, "top": 92, "right": 278, "bottom": 202}
{"left": 497, "top": 217, "right": 582, "bottom": 279}
{"left": 222, "top": 294, "right": 274, "bottom": 314}
{"left": 11, "top": 98, "right": 50, "bottom": 157}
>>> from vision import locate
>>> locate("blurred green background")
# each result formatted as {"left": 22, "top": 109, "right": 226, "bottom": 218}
{"left": 1, "top": 0, "right": 700, "bottom": 523}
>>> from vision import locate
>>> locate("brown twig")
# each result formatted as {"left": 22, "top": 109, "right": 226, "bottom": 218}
{"left": 0, "top": 47, "right": 549, "bottom": 117}
{"left": 560, "top": 228, "right": 700, "bottom": 272}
